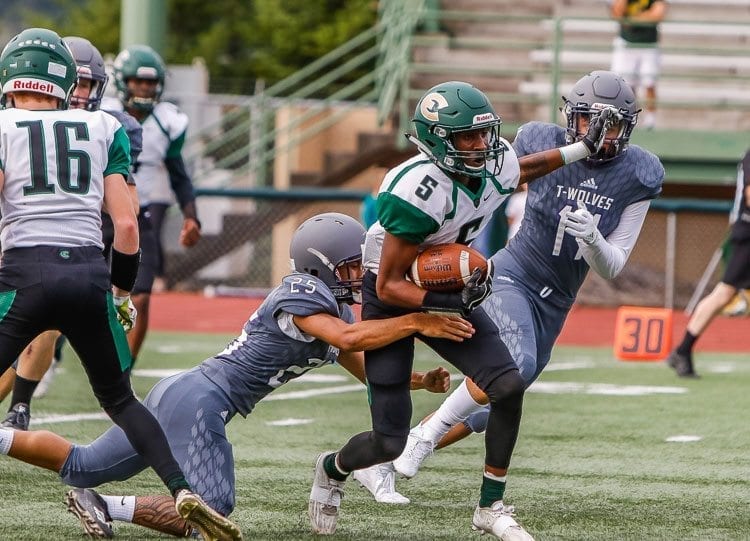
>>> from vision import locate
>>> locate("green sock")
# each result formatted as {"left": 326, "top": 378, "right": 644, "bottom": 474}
{"left": 323, "top": 453, "right": 348, "bottom": 482}
{"left": 479, "top": 475, "right": 506, "bottom": 508}
{"left": 167, "top": 474, "right": 190, "bottom": 497}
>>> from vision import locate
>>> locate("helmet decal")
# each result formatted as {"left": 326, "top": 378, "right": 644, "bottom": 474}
{"left": 420, "top": 92, "right": 449, "bottom": 122}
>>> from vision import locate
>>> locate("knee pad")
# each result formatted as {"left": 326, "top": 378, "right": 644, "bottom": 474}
{"left": 370, "top": 431, "right": 408, "bottom": 462}
{"left": 464, "top": 406, "right": 491, "bottom": 434}
{"left": 483, "top": 369, "right": 525, "bottom": 404}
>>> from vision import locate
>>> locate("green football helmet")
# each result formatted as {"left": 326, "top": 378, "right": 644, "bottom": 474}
{"left": 0, "top": 27, "right": 77, "bottom": 109}
{"left": 113, "top": 44, "right": 166, "bottom": 112}
{"left": 407, "top": 81, "right": 504, "bottom": 178}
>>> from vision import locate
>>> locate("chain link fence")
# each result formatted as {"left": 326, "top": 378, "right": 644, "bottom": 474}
{"left": 159, "top": 191, "right": 733, "bottom": 309}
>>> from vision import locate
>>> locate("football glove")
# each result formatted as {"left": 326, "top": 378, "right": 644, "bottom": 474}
{"left": 581, "top": 107, "right": 622, "bottom": 154}
{"left": 563, "top": 201, "right": 599, "bottom": 244}
{"left": 113, "top": 294, "right": 138, "bottom": 333}
{"left": 421, "top": 266, "right": 493, "bottom": 317}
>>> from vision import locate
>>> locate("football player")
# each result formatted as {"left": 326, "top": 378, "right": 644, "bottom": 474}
{"left": 0, "top": 36, "right": 144, "bottom": 429}
{"left": 0, "top": 212, "right": 472, "bottom": 539}
{"left": 0, "top": 27, "right": 239, "bottom": 540}
{"left": 105, "top": 44, "right": 202, "bottom": 362}
{"left": 373, "top": 72, "right": 663, "bottom": 500}
{"left": 308, "top": 80, "right": 621, "bottom": 539}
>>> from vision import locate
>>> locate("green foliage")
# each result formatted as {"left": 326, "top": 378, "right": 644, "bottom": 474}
{"left": 1, "top": 334, "right": 749, "bottom": 539}
{"left": 18, "top": 0, "right": 378, "bottom": 94}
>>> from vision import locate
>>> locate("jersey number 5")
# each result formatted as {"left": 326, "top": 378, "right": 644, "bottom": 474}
{"left": 17, "top": 120, "right": 91, "bottom": 196}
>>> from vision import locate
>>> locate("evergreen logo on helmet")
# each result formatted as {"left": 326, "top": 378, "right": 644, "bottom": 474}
{"left": 407, "top": 81, "right": 505, "bottom": 179}
{"left": 64, "top": 36, "right": 108, "bottom": 111}
{"left": 289, "top": 213, "right": 366, "bottom": 304}
{"left": 113, "top": 45, "right": 166, "bottom": 113}
{"left": 563, "top": 70, "right": 639, "bottom": 164}
{"left": 0, "top": 27, "right": 77, "bottom": 109}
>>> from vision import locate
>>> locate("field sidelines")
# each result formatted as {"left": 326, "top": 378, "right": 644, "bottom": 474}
{"left": 150, "top": 292, "right": 750, "bottom": 352}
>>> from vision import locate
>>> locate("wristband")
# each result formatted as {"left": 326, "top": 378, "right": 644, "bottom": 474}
{"left": 421, "top": 290, "right": 466, "bottom": 317}
{"left": 559, "top": 140, "right": 590, "bottom": 164}
{"left": 110, "top": 248, "right": 141, "bottom": 291}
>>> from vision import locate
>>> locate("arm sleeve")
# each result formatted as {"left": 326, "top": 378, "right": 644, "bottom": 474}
{"left": 576, "top": 200, "right": 650, "bottom": 280}
{"left": 164, "top": 154, "right": 198, "bottom": 218}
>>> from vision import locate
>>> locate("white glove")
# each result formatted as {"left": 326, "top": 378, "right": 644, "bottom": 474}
{"left": 563, "top": 201, "right": 599, "bottom": 244}
{"left": 113, "top": 294, "right": 138, "bottom": 333}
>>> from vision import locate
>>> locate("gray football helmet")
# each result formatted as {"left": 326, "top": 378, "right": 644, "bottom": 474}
{"left": 64, "top": 36, "right": 108, "bottom": 111}
{"left": 563, "top": 70, "right": 639, "bottom": 163}
{"left": 289, "top": 213, "right": 366, "bottom": 304}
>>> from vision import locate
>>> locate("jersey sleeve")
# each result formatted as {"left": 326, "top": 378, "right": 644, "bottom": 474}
{"left": 103, "top": 125, "right": 131, "bottom": 178}
{"left": 273, "top": 274, "right": 341, "bottom": 318}
{"left": 632, "top": 147, "right": 665, "bottom": 201}
{"left": 512, "top": 122, "right": 565, "bottom": 157}
{"left": 377, "top": 192, "right": 440, "bottom": 244}
{"left": 153, "top": 102, "right": 189, "bottom": 158}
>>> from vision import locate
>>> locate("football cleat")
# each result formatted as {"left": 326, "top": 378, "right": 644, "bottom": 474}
{"left": 308, "top": 452, "right": 346, "bottom": 534}
{"left": 666, "top": 350, "right": 699, "bottom": 378}
{"left": 471, "top": 501, "right": 534, "bottom": 540}
{"left": 393, "top": 425, "right": 435, "bottom": 478}
{"left": 66, "top": 488, "right": 114, "bottom": 539}
{"left": 1, "top": 402, "right": 30, "bottom": 430}
{"left": 175, "top": 489, "right": 243, "bottom": 541}
{"left": 353, "top": 463, "right": 410, "bottom": 505}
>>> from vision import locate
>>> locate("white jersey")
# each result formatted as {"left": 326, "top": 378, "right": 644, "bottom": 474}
{"left": 363, "top": 143, "right": 520, "bottom": 273}
{"left": 0, "top": 107, "right": 130, "bottom": 251}
{"left": 102, "top": 98, "right": 188, "bottom": 206}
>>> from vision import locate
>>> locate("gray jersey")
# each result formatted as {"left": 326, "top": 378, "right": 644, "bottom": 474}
{"left": 199, "top": 273, "right": 355, "bottom": 416}
{"left": 103, "top": 109, "right": 142, "bottom": 185}
{"left": 508, "top": 121, "right": 663, "bottom": 302}
{"left": 0, "top": 107, "right": 130, "bottom": 250}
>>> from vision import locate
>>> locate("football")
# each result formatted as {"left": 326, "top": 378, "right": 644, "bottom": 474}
{"left": 408, "top": 243, "right": 488, "bottom": 292}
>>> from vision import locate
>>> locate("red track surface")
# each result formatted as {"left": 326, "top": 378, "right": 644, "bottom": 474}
{"left": 150, "top": 292, "right": 749, "bottom": 353}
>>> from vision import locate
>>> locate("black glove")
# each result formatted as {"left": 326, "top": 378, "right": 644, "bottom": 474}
{"left": 581, "top": 107, "right": 621, "bottom": 154}
{"left": 421, "top": 267, "right": 493, "bottom": 317}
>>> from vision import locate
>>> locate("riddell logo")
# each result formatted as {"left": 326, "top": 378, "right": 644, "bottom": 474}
{"left": 13, "top": 79, "right": 54, "bottom": 93}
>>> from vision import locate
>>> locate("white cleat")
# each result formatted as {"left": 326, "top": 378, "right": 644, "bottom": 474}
{"left": 353, "top": 463, "right": 410, "bottom": 504}
{"left": 392, "top": 425, "right": 436, "bottom": 478}
{"left": 308, "top": 452, "right": 346, "bottom": 535}
{"left": 471, "top": 501, "right": 534, "bottom": 541}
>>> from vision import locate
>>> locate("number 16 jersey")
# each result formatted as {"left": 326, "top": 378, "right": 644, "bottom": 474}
{"left": 0, "top": 107, "right": 130, "bottom": 251}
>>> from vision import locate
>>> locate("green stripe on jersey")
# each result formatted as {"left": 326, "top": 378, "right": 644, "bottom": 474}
{"left": 103, "top": 126, "right": 131, "bottom": 177}
{"left": 385, "top": 159, "right": 431, "bottom": 193}
{"left": 377, "top": 192, "right": 439, "bottom": 244}
{"left": 166, "top": 130, "right": 186, "bottom": 158}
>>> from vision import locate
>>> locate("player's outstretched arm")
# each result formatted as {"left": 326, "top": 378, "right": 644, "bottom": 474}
{"left": 517, "top": 107, "right": 621, "bottom": 185}
{"left": 293, "top": 311, "right": 474, "bottom": 353}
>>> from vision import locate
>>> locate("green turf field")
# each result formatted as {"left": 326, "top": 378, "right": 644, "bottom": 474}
{"left": 0, "top": 331, "right": 748, "bottom": 540}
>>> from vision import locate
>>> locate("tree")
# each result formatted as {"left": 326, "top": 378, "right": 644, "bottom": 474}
{"left": 21, "top": 0, "right": 377, "bottom": 94}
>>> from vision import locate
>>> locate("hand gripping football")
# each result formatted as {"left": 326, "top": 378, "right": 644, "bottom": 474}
{"left": 408, "top": 243, "right": 488, "bottom": 292}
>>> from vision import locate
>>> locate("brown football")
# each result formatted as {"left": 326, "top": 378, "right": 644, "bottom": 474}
{"left": 408, "top": 243, "right": 488, "bottom": 292}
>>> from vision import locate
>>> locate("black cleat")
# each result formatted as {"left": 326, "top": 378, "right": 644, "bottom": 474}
{"left": 667, "top": 350, "right": 699, "bottom": 378}
{"left": 66, "top": 488, "right": 114, "bottom": 538}
{"left": 1, "top": 402, "right": 30, "bottom": 430}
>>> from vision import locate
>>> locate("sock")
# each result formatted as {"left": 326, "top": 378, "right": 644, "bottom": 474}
{"left": 420, "top": 378, "right": 484, "bottom": 443}
{"left": 166, "top": 474, "right": 190, "bottom": 497}
{"left": 676, "top": 331, "right": 698, "bottom": 356}
{"left": 101, "top": 495, "right": 136, "bottom": 522}
{"left": 9, "top": 375, "right": 39, "bottom": 409}
{"left": 323, "top": 452, "right": 349, "bottom": 481}
{"left": 479, "top": 471, "right": 507, "bottom": 508}
{"left": 0, "top": 427, "right": 15, "bottom": 455}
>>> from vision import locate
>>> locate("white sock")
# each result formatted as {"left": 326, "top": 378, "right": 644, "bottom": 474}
{"left": 0, "top": 427, "right": 15, "bottom": 455}
{"left": 101, "top": 495, "right": 136, "bottom": 522}
{"left": 419, "top": 378, "right": 484, "bottom": 443}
